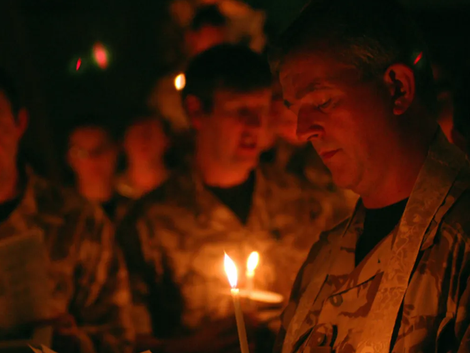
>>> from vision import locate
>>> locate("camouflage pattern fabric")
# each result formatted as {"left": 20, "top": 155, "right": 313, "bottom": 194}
{"left": 119, "top": 166, "right": 337, "bottom": 337}
{"left": 115, "top": 173, "right": 150, "bottom": 200}
{"left": 261, "top": 139, "right": 357, "bottom": 228}
{"left": 0, "top": 172, "right": 134, "bottom": 353}
{"left": 276, "top": 130, "right": 470, "bottom": 353}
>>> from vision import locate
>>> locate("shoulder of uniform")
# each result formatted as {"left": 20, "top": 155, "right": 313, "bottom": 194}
{"left": 322, "top": 216, "right": 350, "bottom": 238}
{"left": 441, "top": 188, "right": 470, "bottom": 246}
{"left": 125, "top": 172, "right": 195, "bottom": 224}
{"left": 258, "top": 164, "right": 304, "bottom": 190}
{"left": 31, "top": 174, "right": 106, "bottom": 222}
{"left": 32, "top": 175, "right": 85, "bottom": 210}
{"left": 28, "top": 175, "right": 112, "bottom": 249}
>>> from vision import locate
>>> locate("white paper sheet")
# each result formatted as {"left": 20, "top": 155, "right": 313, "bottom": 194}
{"left": 0, "top": 230, "right": 51, "bottom": 330}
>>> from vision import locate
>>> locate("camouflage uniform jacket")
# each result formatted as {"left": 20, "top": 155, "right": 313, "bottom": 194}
{"left": 276, "top": 130, "right": 470, "bottom": 353}
{"left": 120, "top": 166, "right": 335, "bottom": 336}
{"left": 0, "top": 172, "right": 134, "bottom": 353}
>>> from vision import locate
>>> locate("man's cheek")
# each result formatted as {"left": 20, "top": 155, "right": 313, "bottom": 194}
{"left": 0, "top": 139, "right": 14, "bottom": 152}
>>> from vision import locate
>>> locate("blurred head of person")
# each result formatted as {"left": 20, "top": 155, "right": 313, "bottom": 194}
{"left": 66, "top": 117, "right": 119, "bottom": 191}
{"left": 271, "top": 0, "right": 437, "bottom": 207}
{"left": 432, "top": 62, "right": 454, "bottom": 143}
{"left": 123, "top": 109, "right": 171, "bottom": 170}
{"left": 182, "top": 44, "right": 272, "bottom": 185}
{"left": 185, "top": 4, "right": 227, "bottom": 57}
{"left": 0, "top": 69, "right": 28, "bottom": 190}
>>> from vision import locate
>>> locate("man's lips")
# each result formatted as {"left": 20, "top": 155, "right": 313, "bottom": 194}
{"left": 239, "top": 142, "right": 257, "bottom": 150}
{"left": 320, "top": 149, "right": 340, "bottom": 160}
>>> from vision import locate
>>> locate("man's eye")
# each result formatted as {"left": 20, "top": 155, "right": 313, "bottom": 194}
{"left": 318, "top": 99, "right": 333, "bottom": 111}
{"left": 237, "top": 108, "right": 250, "bottom": 116}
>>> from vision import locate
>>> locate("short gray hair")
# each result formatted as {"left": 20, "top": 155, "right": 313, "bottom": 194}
{"left": 270, "top": 0, "right": 436, "bottom": 110}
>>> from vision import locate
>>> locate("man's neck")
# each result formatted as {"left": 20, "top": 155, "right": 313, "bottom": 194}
{"left": 78, "top": 180, "right": 114, "bottom": 203}
{"left": 196, "top": 153, "right": 252, "bottom": 188}
{"left": 360, "top": 121, "right": 438, "bottom": 209}
{"left": 0, "top": 168, "right": 20, "bottom": 204}
{"left": 127, "top": 162, "right": 168, "bottom": 194}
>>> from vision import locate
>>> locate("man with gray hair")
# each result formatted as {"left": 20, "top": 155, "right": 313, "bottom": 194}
{"left": 271, "top": 0, "right": 470, "bottom": 352}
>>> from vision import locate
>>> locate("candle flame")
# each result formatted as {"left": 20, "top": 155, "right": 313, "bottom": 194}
{"left": 246, "top": 251, "right": 259, "bottom": 273}
{"left": 224, "top": 253, "right": 238, "bottom": 288}
{"left": 174, "top": 73, "right": 186, "bottom": 91}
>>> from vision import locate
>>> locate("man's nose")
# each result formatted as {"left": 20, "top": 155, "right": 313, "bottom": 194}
{"left": 244, "top": 113, "right": 262, "bottom": 129}
{"left": 296, "top": 108, "right": 325, "bottom": 142}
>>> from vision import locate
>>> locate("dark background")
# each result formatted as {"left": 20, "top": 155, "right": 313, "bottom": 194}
{"left": 1, "top": 0, "right": 469, "bottom": 181}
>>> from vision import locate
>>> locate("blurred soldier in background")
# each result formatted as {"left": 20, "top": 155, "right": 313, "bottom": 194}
{"left": 66, "top": 117, "right": 130, "bottom": 221}
{"left": 118, "top": 44, "right": 336, "bottom": 353}
{"left": 148, "top": 4, "right": 229, "bottom": 132}
{"left": 116, "top": 109, "right": 172, "bottom": 200}
{"left": 0, "top": 68, "right": 134, "bottom": 353}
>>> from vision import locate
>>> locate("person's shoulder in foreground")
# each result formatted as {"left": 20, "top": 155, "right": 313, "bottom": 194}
{"left": 268, "top": 0, "right": 470, "bottom": 350}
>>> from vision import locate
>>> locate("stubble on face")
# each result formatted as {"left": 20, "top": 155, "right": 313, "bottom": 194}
{"left": 278, "top": 51, "right": 395, "bottom": 195}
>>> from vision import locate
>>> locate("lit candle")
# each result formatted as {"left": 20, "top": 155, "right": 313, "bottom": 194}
{"left": 224, "top": 253, "right": 250, "bottom": 353}
{"left": 246, "top": 251, "right": 259, "bottom": 297}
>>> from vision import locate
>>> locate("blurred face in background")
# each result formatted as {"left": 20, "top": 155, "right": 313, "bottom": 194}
{"left": 67, "top": 127, "right": 118, "bottom": 184}
{"left": 191, "top": 88, "right": 272, "bottom": 172}
{"left": 123, "top": 118, "right": 169, "bottom": 168}
{"left": 186, "top": 25, "right": 226, "bottom": 57}
{"left": 0, "top": 91, "right": 27, "bottom": 182}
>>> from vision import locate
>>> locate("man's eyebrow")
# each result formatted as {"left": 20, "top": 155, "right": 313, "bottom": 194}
{"left": 296, "top": 82, "right": 331, "bottom": 100}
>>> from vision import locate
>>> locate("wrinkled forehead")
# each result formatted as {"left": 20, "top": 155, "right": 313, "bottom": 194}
{"left": 279, "top": 51, "right": 361, "bottom": 95}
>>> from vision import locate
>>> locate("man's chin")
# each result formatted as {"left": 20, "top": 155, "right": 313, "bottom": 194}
{"left": 330, "top": 168, "right": 357, "bottom": 192}
{"left": 233, "top": 156, "right": 258, "bottom": 170}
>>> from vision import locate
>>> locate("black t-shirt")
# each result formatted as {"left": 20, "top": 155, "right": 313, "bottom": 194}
{"left": 355, "top": 198, "right": 409, "bottom": 266}
{"left": 206, "top": 171, "right": 255, "bottom": 225}
{"left": 0, "top": 196, "right": 21, "bottom": 223}
{"left": 101, "top": 197, "right": 119, "bottom": 220}
{"left": 259, "top": 148, "right": 277, "bottom": 164}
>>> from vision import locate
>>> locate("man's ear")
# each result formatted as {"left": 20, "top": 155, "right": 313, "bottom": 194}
{"left": 16, "top": 108, "right": 29, "bottom": 138}
{"left": 184, "top": 94, "right": 205, "bottom": 130}
{"left": 383, "top": 64, "right": 416, "bottom": 115}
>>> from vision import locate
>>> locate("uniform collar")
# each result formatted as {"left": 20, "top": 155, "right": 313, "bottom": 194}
{"left": 187, "top": 165, "right": 270, "bottom": 229}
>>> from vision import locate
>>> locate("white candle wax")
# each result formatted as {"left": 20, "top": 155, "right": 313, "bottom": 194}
{"left": 246, "top": 270, "right": 255, "bottom": 294}
{"left": 231, "top": 288, "right": 250, "bottom": 353}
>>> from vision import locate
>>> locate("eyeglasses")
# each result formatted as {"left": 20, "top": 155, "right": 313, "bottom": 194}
{"left": 69, "top": 143, "right": 114, "bottom": 159}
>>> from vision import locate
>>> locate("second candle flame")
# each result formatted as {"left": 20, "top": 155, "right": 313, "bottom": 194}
{"left": 246, "top": 251, "right": 259, "bottom": 274}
